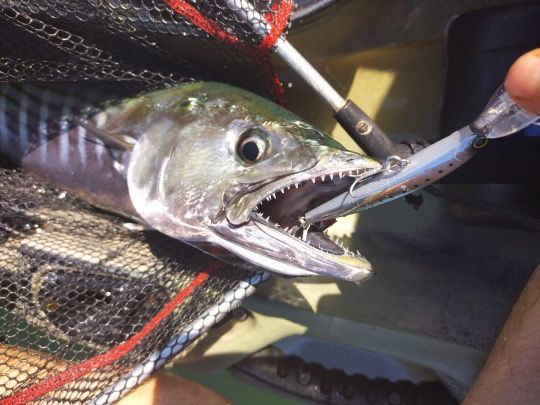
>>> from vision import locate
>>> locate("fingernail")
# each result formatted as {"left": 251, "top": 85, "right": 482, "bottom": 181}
{"left": 506, "top": 53, "right": 540, "bottom": 100}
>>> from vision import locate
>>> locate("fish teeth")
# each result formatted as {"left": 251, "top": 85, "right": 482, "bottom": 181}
{"left": 294, "top": 183, "right": 299, "bottom": 189}
{"left": 339, "top": 172, "right": 344, "bottom": 179}
{"left": 329, "top": 173, "right": 334, "bottom": 180}
{"left": 272, "top": 193, "right": 276, "bottom": 199}
{"left": 311, "top": 178, "right": 316, "bottom": 184}
{"left": 320, "top": 175, "right": 325, "bottom": 182}
{"left": 281, "top": 189, "right": 285, "bottom": 194}
{"left": 301, "top": 223, "right": 311, "bottom": 242}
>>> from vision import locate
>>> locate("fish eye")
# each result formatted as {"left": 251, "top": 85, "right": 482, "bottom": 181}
{"left": 237, "top": 127, "right": 268, "bottom": 164}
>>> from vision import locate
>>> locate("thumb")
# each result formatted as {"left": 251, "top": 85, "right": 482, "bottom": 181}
{"left": 505, "top": 48, "right": 540, "bottom": 115}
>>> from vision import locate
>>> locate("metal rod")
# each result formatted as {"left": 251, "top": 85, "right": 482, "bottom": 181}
{"left": 228, "top": 0, "right": 345, "bottom": 110}
{"left": 226, "top": 0, "right": 398, "bottom": 158}
{"left": 274, "top": 38, "right": 345, "bottom": 111}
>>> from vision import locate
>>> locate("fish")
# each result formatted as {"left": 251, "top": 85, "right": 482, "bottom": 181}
{"left": 0, "top": 82, "right": 382, "bottom": 283}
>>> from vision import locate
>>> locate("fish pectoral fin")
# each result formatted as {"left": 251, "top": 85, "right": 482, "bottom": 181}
{"left": 77, "top": 120, "right": 137, "bottom": 151}
{"left": 77, "top": 120, "right": 134, "bottom": 178}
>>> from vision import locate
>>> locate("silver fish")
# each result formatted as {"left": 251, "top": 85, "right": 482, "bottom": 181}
{"left": 0, "top": 82, "right": 382, "bottom": 282}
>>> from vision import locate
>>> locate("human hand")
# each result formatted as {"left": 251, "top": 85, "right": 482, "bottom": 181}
{"left": 505, "top": 48, "right": 540, "bottom": 115}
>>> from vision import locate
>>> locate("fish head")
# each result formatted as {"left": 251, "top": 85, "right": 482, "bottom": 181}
{"left": 126, "top": 82, "right": 382, "bottom": 282}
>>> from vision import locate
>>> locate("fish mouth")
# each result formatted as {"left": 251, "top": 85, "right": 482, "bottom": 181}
{"left": 251, "top": 168, "right": 373, "bottom": 255}
{"left": 214, "top": 153, "right": 383, "bottom": 282}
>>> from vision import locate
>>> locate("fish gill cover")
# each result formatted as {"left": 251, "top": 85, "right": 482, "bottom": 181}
{"left": 0, "top": 0, "right": 291, "bottom": 402}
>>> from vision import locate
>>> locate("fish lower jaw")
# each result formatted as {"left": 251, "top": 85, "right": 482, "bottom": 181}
{"left": 252, "top": 212, "right": 365, "bottom": 260}
{"left": 250, "top": 213, "right": 373, "bottom": 283}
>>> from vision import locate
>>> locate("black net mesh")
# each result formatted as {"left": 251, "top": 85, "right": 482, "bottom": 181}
{"left": 0, "top": 0, "right": 292, "bottom": 101}
{"left": 0, "top": 0, "right": 290, "bottom": 401}
{"left": 0, "top": 168, "right": 267, "bottom": 403}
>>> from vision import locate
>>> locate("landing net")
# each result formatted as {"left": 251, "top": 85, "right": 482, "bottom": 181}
{"left": 0, "top": 0, "right": 292, "bottom": 402}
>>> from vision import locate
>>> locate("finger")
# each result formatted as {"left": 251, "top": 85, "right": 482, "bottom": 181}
{"left": 505, "top": 48, "right": 540, "bottom": 115}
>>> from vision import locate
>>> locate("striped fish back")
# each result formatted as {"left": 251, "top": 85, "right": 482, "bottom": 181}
{"left": 0, "top": 83, "right": 139, "bottom": 217}
{"left": 0, "top": 83, "right": 101, "bottom": 163}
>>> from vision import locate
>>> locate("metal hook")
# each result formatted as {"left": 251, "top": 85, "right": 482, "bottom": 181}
{"left": 349, "top": 155, "right": 408, "bottom": 198}
{"left": 382, "top": 155, "right": 409, "bottom": 172}
{"left": 349, "top": 176, "right": 366, "bottom": 198}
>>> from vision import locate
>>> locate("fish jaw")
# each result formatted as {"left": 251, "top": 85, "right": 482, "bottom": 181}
{"left": 209, "top": 220, "right": 372, "bottom": 282}
{"left": 120, "top": 81, "right": 381, "bottom": 281}
{"left": 212, "top": 150, "right": 382, "bottom": 282}
{"left": 226, "top": 149, "right": 382, "bottom": 225}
